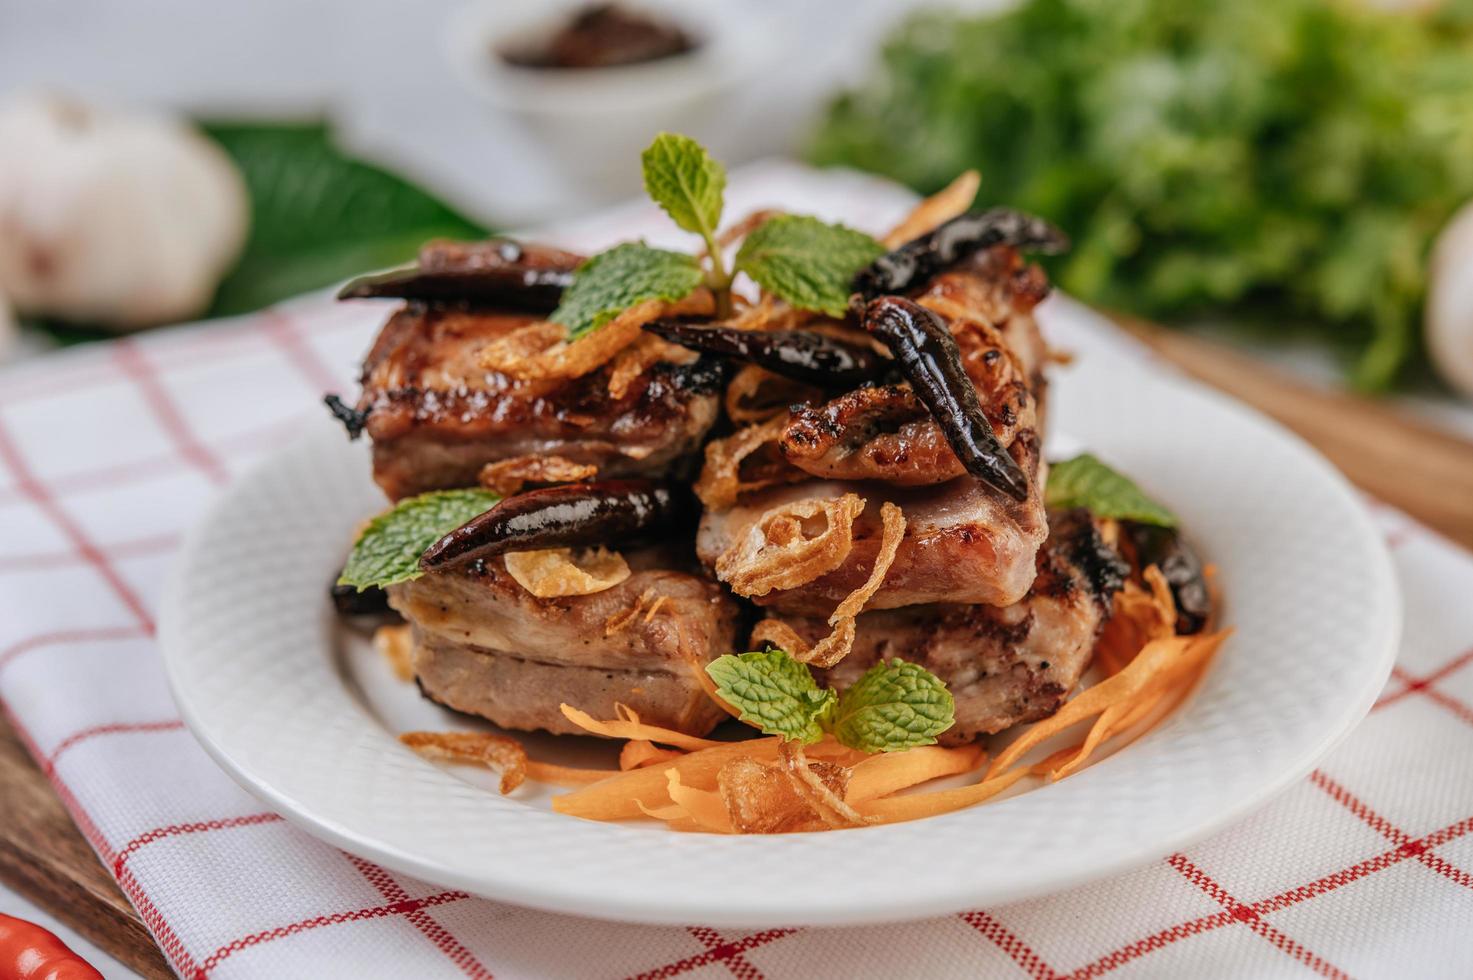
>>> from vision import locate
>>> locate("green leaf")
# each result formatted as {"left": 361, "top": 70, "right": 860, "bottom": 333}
{"left": 830, "top": 659, "right": 955, "bottom": 753}
{"left": 705, "top": 650, "right": 837, "bottom": 744}
{"left": 734, "top": 215, "right": 885, "bottom": 317}
{"left": 1045, "top": 453, "right": 1177, "bottom": 527}
{"left": 550, "top": 242, "right": 703, "bottom": 338}
{"left": 640, "top": 132, "right": 726, "bottom": 241}
{"left": 201, "top": 122, "right": 487, "bottom": 318}
{"left": 338, "top": 489, "right": 500, "bottom": 591}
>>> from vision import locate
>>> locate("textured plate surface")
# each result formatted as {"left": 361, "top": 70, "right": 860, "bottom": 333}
{"left": 159, "top": 301, "right": 1399, "bottom": 927}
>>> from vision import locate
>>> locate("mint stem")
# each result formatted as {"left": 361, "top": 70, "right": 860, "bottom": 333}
{"left": 702, "top": 232, "right": 734, "bottom": 319}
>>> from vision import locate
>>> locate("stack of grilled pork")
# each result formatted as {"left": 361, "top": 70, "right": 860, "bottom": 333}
{"left": 334, "top": 213, "right": 1133, "bottom": 743}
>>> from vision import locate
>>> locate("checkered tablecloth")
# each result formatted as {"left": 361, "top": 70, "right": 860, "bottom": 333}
{"left": 2, "top": 163, "right": 1472, "bottom": 979}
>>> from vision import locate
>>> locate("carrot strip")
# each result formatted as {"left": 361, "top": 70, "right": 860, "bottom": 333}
{"left": 524, "top": 761, "right": 612, "bottom": 787}
{"left": 986, "top": 630, "right": 1230, "bottom": 778}
{"left": 558, "top": 704, "right": 725, "bottom": 751}
{"left": 846, "top": 744, "right": 985, "bottom": 803}
{"left": 853, "top": 766, "right": 1032, "bottom": 825}
{"left": 667, "top": 770, "right": 735, "bottom": 833}
{"left": 620, "top": 740, "right": 684, "bottom": 771}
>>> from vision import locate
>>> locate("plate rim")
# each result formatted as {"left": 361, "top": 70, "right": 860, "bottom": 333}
{"left": 160, "top": 347, "right": 1401, "bottom": 929}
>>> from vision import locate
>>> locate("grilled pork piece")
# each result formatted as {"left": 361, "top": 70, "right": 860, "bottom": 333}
{"left": 805, "top": 509, "right": 1127, "bottom": 743}
{"left": 356, "top": 304, "right": 721, "bottom": 500}
{"left": 388, "top": 549, "right": 738, "bottom": 737}
{"left": 697, "top": 245, "right": 1051, "bottom": 612}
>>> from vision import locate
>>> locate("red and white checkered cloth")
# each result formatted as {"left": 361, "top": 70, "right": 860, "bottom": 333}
{"left": 3, "top": 163, "right": 1472, "bottom": 980}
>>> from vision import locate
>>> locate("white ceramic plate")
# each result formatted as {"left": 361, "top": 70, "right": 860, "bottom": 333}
{"left": 160, "top": 305, "right": 1399, "bottom": 928}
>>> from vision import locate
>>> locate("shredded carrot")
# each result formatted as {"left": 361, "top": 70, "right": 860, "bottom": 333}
{"left": 524, "top": 761, "right": 612, "bottom": 787}
{"left": 558, "top": 703, "right": 725, "bottom": 752}
{"left": 538, "top": 556, "right": 1230, "bottom": 833}
{"left": 620, "top": 740, "right": 684, "bottom": 771}
{"left": 846, "top": 744, "right": 985, "bottom": 803}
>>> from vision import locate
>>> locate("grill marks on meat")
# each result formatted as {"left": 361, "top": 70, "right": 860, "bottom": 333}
{"left": 810, "top": 510, "right": 1126, "bottom": 743}
{"left": 389, "top": 549, "right": 739, "bottom": 736}
{"left": 358, "top": 305, "right": 719, "bottom": 499}
{"left": 699, "top": 246, "right": 1053, "bottom": 612}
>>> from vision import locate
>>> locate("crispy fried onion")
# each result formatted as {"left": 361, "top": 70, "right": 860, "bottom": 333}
{"left": 752, "top": 616, "right": 857, "bottom": 670}
{"left": 748, "top": 502, "right": 905, "bottom": 668}
{"left": 399, "top": 731, "right": 528, "bottom": 794}
{"left": 479, "top": 292, "right": 714, "bottom": 380}
{"left": 504, "top": 547, "right": 630, "bottom": 597}
{"left": 883, "top": 170, "right": 981, "bottom": 248}
{"left": 607, "top": 333, "right": 698, "bottom": 400}
{"left": 373, "top": 624, "right": 414, "bottom": 682}
{"left": 714, "top": 493, "right": 865, "bottom": 597}
{"left": 725, "top": 364, "right": 819, "bottom": 424}
{"left": 478, "top": 455, "right": 597, "bottom": 496}
{"left": 718, "top": 749, "right": 858, "bottom": 833}
{"left": 694, "top": 414, "right": 807, "bottom": 510}
{"left": 602, "top": 586, "right": 668, "bottom": 636}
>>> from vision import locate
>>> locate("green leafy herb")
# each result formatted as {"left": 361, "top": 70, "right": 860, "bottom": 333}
{"left": 338, "top": 489, "right": 500, "bottom": 591}
{"left": 706, "top": 649, "right": 955, "bottom": 752}
{"left": 810, "top": 0, "right": 1473, "bottom": 389}
{"left": 565, "top": 132, "right": 890, "bottom": 335}
{"left": 201, "top": 122, "right": 486, "bottom": 318}
{"left": 550, "top": 243, "right": 703, "bottom": 338}
{"left": 830, "top": 660, "right": 956, "bottom": 753}
{"left": 641, "top": 132, "right": 727, "bottom": 246}
{"left": 705, "top": 650, "right": 837, "bottom": 744}
{"left": 734, "top": 215, "right": 885, "bottom": 317}
{"left": 1045, "top": 453, "right": 1176, "bottom": 527}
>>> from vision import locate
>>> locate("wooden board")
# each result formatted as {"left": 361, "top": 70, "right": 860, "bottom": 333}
{"left": 0, "top": 716, "right": 173, "bottom": 978}
{"left": 1115, "top": 317, "right": 1473, "bottom": 551}
{"left": 0, "top": 324, "right": 1470, "bottom": 975}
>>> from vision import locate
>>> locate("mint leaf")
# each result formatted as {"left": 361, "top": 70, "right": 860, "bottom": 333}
{"left": 830, "top": 660, "right": 954, "bottom": 753}
{"left": 338, "top": 489, "right": 500, "bottom": 590}
{"left": 641, "top": 132, "right": 726, "bottom": 242}
{"left": 734, "top": 215, "right": 885, "bottom": 317}
{"left": 706, "top": 650, "right": 837, "bottom": 744}
{"left": 550, "top": 242, "right": 702, "bottom": 339}
{"left": 1045, "top": 453, "right": 1176, "bottom": 527}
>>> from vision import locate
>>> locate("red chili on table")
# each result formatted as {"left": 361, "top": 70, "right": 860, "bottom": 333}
{"left": 0, "top": 914, "right": 103, "bottom": 980}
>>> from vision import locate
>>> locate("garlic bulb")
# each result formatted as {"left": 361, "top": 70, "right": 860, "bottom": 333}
{"left": 1427, "top": 198, "right": 1473, "bottom": 399}
{"left": 0, "top": 95, "right": 249, "bottom": 329}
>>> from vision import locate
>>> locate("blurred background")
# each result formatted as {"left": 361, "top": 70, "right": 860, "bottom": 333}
{"left": 2, "top": 0, "right": 1472, "bottom": 411}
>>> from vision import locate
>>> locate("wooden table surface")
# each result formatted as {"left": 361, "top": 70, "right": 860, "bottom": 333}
{"left": 2, "top": 324, "right": 1471, "bottom": 976}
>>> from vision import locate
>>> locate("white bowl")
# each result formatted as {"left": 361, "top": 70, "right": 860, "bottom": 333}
{"left": 445, "top": 0, "right": 772, "bottom": 196}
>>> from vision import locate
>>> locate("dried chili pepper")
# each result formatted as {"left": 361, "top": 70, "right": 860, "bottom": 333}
{"left": 0, "top": 914, "right": 103, "bottom": 980}
{"left": 853, "top": 208, "right": 1068, "bottom": 300}
{"left": 1127, "top": 522, "right": 1212, "bottom": 634}
{"left": 642, "top": 319, "right": 886, "bottom": 388}
{"left": 419, "top": 480, "right": 688, "bottom": 569}
{"left": 338, "top": 239, "right": 577, "bottom": 313}
{"left": 323, "top": 394, "right": 369, "bottom": 440}
{"left": 862, "top": 297, "right": 1029, "bottom": 501}
{"left": 330, "top": 579, "right": 391, "bottom": 617}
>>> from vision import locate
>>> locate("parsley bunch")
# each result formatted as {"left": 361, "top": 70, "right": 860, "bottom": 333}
{"left": 811, "top": 0, "right": 1473, "bottom": 390}
{"left": 551, "top": 133, "right": 884, "bottom": 337}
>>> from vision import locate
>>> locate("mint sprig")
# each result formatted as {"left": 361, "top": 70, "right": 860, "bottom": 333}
{"left": 829, "top": 660, "right": 956, "bottom": 753}
{"left": 551, "top": 243, "right": 703, "bottom": 338}
{"left": 557, "top": 132, "right": 889, "bottom": 336}
{"left": 706, "top": 649, "right": 838, "bottom": 744}
{"left": 338, "top": 488, "right": 500, "bottom": 590}
{"left": 641, "top": 133, "right": 726, "bottom": 247}
{"left": 734, "top": 215, "right": 886, "bottom": 318}
{"left": 1045, "top": 453, "right": 1176, "bottom": 527}
{"left": 707, "top": 649, "right": 955, "bottom": 753}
